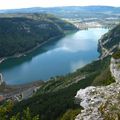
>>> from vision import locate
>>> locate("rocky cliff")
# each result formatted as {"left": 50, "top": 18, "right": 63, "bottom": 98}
{"left": 98, "top": 24, "right": 120, "bottom": 59}
{"left": 0, "top": 73, "right": 3, "bottom": 85}
{"left": 75, "top": 52, "right": 120, "bottom": 120}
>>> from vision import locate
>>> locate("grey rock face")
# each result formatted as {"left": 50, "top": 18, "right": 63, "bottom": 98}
{"left": 75, "top": 57, "right": 120, "bottom": 120}
{"left": 110, "top": 58, "right": 120, "bottom": 83}
{"left": 0, "top": 73, "right": 3, "bottom": 85}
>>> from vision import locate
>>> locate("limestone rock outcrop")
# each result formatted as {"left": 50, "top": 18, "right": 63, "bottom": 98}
{"left": 110, "top": 57, "right": 120, "bottom": 83}
{"left": 0, "top": 73, "right": 3, "bottom": 85}
{"left": 75, "top": 57, "right": 120, "bottom": 120}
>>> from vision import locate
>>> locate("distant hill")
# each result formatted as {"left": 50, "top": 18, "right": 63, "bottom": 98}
{"left": 0, "top": 6, "right": 120, "bottom": 19}
{"left": 0, "top": 13, "right": 77, "bottom": 58}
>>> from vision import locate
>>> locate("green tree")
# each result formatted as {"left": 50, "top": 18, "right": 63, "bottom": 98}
{"left": 60, "top": 109, "right": 81, "bottom": 120}
{"left": 0, "top": 101, "right": 40, "bottom": 120}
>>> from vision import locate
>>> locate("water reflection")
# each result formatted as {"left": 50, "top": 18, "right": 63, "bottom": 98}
{"left": 0, "top": 28, "right": 108, "bottom": 85}
{"left": 55, "top": 28, "right": 107, "bottom": 52}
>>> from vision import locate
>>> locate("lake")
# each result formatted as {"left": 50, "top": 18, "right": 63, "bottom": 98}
{"left": 0, "top": 28, "right": 108, "bottom": 85}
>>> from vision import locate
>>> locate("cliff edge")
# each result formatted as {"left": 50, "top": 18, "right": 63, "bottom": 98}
{"left": 0, "top": 73, "right": 3, "bottom": 85}
{"left": 98, "top": 24, "right": 120, "bottom": 59}
{"left": 75, "top": 51, "right": 120, "bottom": 120}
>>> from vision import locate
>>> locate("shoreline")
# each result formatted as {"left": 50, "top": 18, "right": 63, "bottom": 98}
{"left": 0, "top": 28, "right": 103, "bottom": 87}
{"left": 0, "top": 28, "right": 105, "bottom": 101}
{"left": 0, "top": 34, "right": 64, "bottom": 64}
{"left": 0, "top": 80, "right": 44, "bottom": 101}
{"left": 0, "top": 29, "right": 79, "bottom": 64}
{"left": 0, "top": 29, "right": 86, "bottom": 64}
{"left": 0, "top": 30, "right": 77, "bottom": 99}
{"left": 0, "top": 35, "right": 65, "bottom": 98}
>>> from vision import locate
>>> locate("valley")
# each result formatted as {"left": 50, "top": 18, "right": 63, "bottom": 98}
{"left": 0, "top": 27, "right": 108, "bottom": 104}
{"left": 0, "top": 5, "right": 120, "bottom": 120}
{"left": 0, "top": 28, "right": 107, "bottom": 85}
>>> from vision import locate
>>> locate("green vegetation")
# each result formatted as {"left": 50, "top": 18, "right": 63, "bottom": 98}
{"left": 11, "top": 56, "right": 115, "bottom": 120}
{"left": 60, "top": 109, "right": 81, "bottom": 120}
{"left": 98, "top": 24, "right": 120, "bottom": 56}
{"left": 112, "top": 50, "right": 120, "bottom": 59}
{"left": 92, "top": 67, "right": 115, "bottom": 86}
{"left": 0, "top": 13, "right": 77, "bottom": 32}
{"left": 0, "top": 101, "right": 40, "bottom": 120}
{"left": 106, "top": 24, "right": 120, "bottom": 50}
{"left": 0, "top": 13, "right": 77, "bottom": 58}
{"left": 98, "top": 93, "right": 120, "bottom": 120}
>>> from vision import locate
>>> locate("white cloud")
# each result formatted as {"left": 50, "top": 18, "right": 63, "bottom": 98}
{"left": 0, "top": 0, "right": 120, "bottom": 9}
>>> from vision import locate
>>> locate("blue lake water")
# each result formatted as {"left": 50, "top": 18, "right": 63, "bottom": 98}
{"left": 0, "top": 28, "right": 108, "bottom": 85}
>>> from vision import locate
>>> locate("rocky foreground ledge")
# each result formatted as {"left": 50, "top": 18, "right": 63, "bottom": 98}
{"left": 75, "top": 55, "right": 120, "bottom": 120}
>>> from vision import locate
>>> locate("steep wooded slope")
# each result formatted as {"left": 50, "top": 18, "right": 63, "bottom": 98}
{"left": 0, "top": 14, "right": 77, "bottom": 58}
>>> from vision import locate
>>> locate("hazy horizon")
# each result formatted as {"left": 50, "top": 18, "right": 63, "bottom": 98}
{"left": 0, "top": 0, "right": 119, "bottom": 10}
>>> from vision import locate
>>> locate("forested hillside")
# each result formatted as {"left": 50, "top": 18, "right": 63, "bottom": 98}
{"left": 0, "top": 13, "right": 77, "bottom": 58}
{"left": 98, "top": 23, "right": 120, "bottom": 58}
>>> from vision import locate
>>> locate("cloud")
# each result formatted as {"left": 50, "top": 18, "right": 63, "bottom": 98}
{"left": 0, "top": 0, "right": 119, "bottom": 9}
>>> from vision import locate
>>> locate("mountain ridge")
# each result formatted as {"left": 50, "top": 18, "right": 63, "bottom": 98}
{"left": 0, "top": 13, "right": 77, "bottom": 59}
{"left": 0, "top": 6, "right": 120, "bottom": 19}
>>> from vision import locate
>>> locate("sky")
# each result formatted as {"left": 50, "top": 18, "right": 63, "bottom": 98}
{"left": 0, "top": 0, "right": 120, "bottom": 10}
